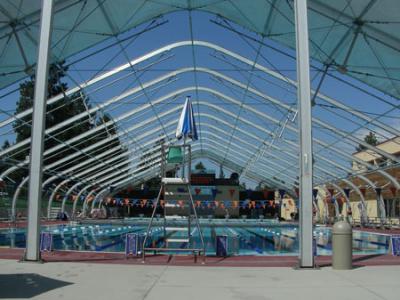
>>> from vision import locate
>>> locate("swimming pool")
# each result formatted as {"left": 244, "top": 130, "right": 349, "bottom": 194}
{"left": 0, "top": 219, "right": 390, "bottom": 256}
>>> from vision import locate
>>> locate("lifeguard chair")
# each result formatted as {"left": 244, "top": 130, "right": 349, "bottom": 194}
{"left": 142, "top": 143, "right": 205, "bottom": 262}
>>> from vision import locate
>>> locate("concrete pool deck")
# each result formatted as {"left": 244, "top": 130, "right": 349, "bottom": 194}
{"left": 0, "top": 258, "right": 400, "bottom": 300}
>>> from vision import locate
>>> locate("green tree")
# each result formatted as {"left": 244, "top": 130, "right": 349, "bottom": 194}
{"left": 12, "top": 61, "right": 94, "bottom": 162}
{"left": 195, "top": 161, "right": 206, "bottom": 173}
{"left": 1, "top": 140, "right": 10, "bottom": 150}
{"left": 4, "top": 61, "right": 124, "bottom": 184}
{"left": 356, "top": 131, "right": 378, "bottom": 152}
{"left": 0, "top": 140, "right": 11, "bottom": 179}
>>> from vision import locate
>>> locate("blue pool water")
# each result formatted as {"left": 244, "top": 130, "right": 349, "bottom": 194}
{"left": 0, "top": 219, "right": 391, "bottom": 256}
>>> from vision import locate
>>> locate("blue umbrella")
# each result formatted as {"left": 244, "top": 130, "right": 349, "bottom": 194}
{"left": 176, "top": 96, "right": 198, "bottom": 142}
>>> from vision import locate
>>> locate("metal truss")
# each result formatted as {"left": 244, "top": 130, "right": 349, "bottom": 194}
{"left": 1, "top": 40, "right": 399, "bottom": 222}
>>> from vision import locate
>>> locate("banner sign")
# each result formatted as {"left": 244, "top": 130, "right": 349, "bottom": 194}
{"left": 125, "top": 233, "right": 142, "bottom": 256}
{"left": 216, "top": 235, "right": 228, "bottom": 257}
{"left": 313, "top": 237, "right": 317, "bottom": 256}
{"left": 278, "top": 189, "right": 286, "bottom": 199}
{"left": 391, "top": 235, "right": 400, "bottom": 256}
{"left": 40, "top": 232, "right": 53, "bottom": 252}
{"left": 191, "top": 174, "right": 215, "bottom": 185}
{"left": 343, "top": 188, "right": 351, "bottom": 198}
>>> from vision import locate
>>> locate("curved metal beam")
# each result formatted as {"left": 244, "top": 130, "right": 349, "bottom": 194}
{"left": 342, "top": 178, "right": 368, "bottom": 224}
{"left": 2, "top": 64, "right": 399, "bottom": 177}
{"left": 3, "top": 40, "right": 398, "bottom": 141}
{"left": 330, "top": 182, "right": 351, "bottom": 215}
{"left": 3, "top": 73, "right": 399, "bottom": 195}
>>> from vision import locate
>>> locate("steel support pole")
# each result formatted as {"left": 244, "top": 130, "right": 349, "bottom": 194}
{"left": 24, "top": 0, "right": 54, "bottom": 261}
{"left": 294, "top": 0, "right": 314, "bottom": 268}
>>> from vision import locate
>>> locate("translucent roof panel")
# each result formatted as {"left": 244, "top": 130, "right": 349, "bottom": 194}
{"left": 0, "top": 0, "right": 399, "bottom": 99}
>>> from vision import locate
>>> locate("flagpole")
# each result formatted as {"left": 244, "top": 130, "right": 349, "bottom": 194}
{"left": 183, "top": 96, "right": 188, "bottom": 180}
{"left": 182, "top": 135, "right": 186, "bottom": 179}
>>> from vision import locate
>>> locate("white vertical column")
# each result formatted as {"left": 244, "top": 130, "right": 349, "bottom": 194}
{"left": 24, "top": 0, "right": 54, "bottom": 261}
{"left": 294, "top": 0, "right": 314, "bottom": 268}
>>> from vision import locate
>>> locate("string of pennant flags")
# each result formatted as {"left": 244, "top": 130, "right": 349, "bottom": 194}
{"left": 63, "top": 189, "right": 283, "bottom": 204}
{"left": 51, "top": 186, "right": 398, "bottom": 206}
{"left": 57, "top": 196, "right": 291, "bottom": 209}
{"left": 87, "top": 198, "right": 284, "bottom": 209}
{"left": 2, "top": 179, "right": 398, "bottom": 200}
{"left": 89, "top": 197, "right": 284, "bottom": 208}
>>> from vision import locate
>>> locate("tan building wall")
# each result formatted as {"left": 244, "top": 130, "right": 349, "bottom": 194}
{"left": 349, "top": 200, "right": 378, "bottom": 221}
{"left": 333, "top": 146, "right": 400, "bottom": 222}
{"left": 352, "top": 137, "right": 400, "bottom": 171}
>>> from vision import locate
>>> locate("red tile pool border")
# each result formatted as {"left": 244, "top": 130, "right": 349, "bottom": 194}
{"left": 0, "top": 248, "right": 399, "bottom": 267}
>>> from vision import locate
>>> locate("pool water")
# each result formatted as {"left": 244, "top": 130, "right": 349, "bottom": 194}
{"left": 0, "top": 219, "right": 390, "bottom": 256}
